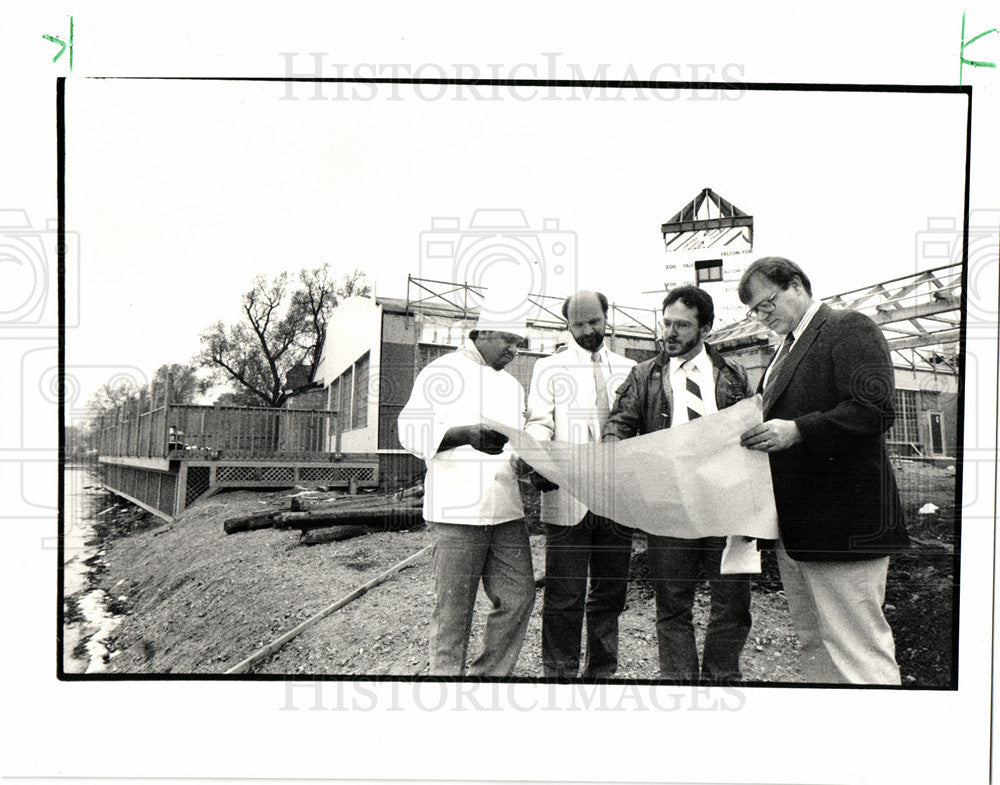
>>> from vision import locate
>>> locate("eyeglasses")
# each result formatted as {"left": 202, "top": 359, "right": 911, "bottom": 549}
{"left": 746, "top": 285, "right": 784, "bottom": 320}
{"left": 660, "top": 317, "right": 696, "bottom": 332}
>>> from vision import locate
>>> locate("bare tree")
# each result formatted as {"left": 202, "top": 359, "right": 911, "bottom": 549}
{"left": 86, "top": 376, "right": 143, "bottom": 420}
{"left": 198, "top": 265, "right": 370, "bottom": 407}
{"left": 150, "top": 363, "right": 210, "bottom": 405}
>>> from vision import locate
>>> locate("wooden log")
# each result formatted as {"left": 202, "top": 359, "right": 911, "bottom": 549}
{"left": 300, "top": 525, "right": 370, "bottom": 545}
{"left": 289, "top": 493, "right": 379, "bottom": 511}
{"left": 274, "top": 507, "right": 424, "bottom": 532}
{"left": 395, "top": 483, "right": 424, "bottom": 500}
{"left": 290, "top": 494, "right": 398, "bottom": 513}
{"left": 223, "top": 511, "right": 281, "bottom": 535}
{"left": 289, "top": 495, "right": 421, "bottom": 514}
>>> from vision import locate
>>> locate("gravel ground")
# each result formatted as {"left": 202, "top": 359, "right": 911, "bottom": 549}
{"left": 78, "top": 461, "right": 955, "bottom": 686}
{"left": 84, "top": 486, "right": 801, "bottom": 680}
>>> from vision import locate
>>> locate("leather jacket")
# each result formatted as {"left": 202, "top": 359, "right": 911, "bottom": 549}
{"left": 602, "top": 343, "right": 752, "bottom": 440}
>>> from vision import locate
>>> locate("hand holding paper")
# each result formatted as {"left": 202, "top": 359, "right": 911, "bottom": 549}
{"left": 490, "top": 396, "right": 779, "bottom": 542}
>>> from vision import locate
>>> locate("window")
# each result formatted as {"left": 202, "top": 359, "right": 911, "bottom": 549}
{"left": 328, "top": 378, "right": 339, "bottom": 413}
{"left": 339, "top": 367, "right": 353, "bottom": 427}
{"left": 695, "top": 259, "right": 723, "bottom": 284}
{"left": 927, "top": 412, "right": 945, "bottom": 455}
{"left": 888, "top": 389, "right": 919, "bottom": 444}
{"left": 352, "top": 352, "right": 370, "bottom": 429}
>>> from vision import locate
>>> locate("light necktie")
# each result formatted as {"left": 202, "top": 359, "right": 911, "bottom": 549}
{"left": 682, "top": 360, "right": 706, "bottom": 421}
{"left": 591, "top": 351, "right": 611, "bottom": 427}
{"left": 764, "top": 333, "right": 796, "bottom": 392}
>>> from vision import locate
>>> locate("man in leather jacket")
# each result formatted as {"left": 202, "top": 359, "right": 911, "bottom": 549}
{"left": 603, "top": 285, "right": 754, "bottom": 682}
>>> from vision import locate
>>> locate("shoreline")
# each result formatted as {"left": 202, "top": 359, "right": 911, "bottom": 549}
{"left": 62, "top": 466, "right": 158, "bottom": 674}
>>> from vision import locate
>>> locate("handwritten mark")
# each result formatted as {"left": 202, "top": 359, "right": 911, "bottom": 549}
{"left": 42, "top": 15, "right": 73, "bottom": 70}
{"left": 960, "top": 11, "right": 997, "bottom": 84}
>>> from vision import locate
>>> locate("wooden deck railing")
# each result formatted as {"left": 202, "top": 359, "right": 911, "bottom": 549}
{"left": 98, "top": 400, "right": 336, "bottom": 461}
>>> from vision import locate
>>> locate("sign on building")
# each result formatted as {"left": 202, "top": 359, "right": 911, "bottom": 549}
{"left": 660, "top": 188, "right": 754, "bottom": 326}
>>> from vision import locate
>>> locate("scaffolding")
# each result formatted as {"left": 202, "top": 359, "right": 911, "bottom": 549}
{"left": 403, "top": 275, "right": 660, "bottom": 338}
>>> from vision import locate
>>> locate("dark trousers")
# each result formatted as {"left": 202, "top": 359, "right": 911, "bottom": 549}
{"left": 646, "top": 534, "right": 752, "bottom": 682}
{"left": 542, "top": 513, "right": 634, "bottom": 678}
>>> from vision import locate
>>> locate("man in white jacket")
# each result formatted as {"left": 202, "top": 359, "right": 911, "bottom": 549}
{"left": 398, "top": 304, "right": 535, "bottom": 677}
{"left": 521, "top": 290, "right": 637, "bottom": 678}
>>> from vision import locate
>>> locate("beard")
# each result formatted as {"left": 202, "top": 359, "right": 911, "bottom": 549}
{"left": 662, "top": 333, "right": 700, "bottom": 358}
{"left": 573, "top": 331, "right": 604, "bottom": 353}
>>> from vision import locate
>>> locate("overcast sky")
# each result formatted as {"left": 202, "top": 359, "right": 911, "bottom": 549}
{"left": 64, "top": 79, "right": 967, "bottom": 404}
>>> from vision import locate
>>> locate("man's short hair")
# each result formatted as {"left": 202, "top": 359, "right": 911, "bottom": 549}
{"left": 737, "top": 256, "right": 813, "bottom": 303}
{"left": 662, "top": 285, "right": 714, "bottom": 329}
{"left": 561, "top": 290, "right": 609, "bottom": 320}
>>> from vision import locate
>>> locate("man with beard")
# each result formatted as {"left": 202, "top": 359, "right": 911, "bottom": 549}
{"left": 519, "top": 290, "right": 637, "bottom": 678}
{"left": 398, "top": 300, "right": 535, "bottom": 677}
{"left": 603, "top": 285, "right": 754, "bottom": 682}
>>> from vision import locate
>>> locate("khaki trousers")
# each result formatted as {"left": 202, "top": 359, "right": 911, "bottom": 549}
{"left": 777, "top": 540, "right": 901, "bottom": 685}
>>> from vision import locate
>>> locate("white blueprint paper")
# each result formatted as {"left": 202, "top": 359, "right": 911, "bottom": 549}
{"left": 489, "top": 396, "right": 779, "bottom": 542}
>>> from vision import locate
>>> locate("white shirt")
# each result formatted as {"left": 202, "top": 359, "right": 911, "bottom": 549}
{"left": 667, "top": 345, "right": 718, "bottom": 426}
{"left": 523, "top": 338, "right": 637, "bottom": 527}
{"left": 397, "top": 342, "right": 525, "bottom": 526}
{"left": 762, "top": 299, "right": 822, "bottom": 389}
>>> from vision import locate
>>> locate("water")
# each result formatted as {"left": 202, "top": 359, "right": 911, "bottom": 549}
{"left": 63, "top": 466, "right": 122, "bottom": 674}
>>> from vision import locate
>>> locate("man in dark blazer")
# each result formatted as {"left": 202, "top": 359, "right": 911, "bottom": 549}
{"left": 738, "top": 256, "right": 909, "bottom": 685}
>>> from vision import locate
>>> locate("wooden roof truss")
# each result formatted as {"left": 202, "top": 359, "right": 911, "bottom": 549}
{"left": 708, "top": 263, "right": 963, "bottom": 375}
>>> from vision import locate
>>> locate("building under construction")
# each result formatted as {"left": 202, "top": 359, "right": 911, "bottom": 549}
{"left": 657, "top": 187, "right": 960, "bottom": 459}
{"left": 660, "top": 187, "right": 755, "bottom": 326}
{"left": 96, "top": 191, "right": 962, "bottom": 518}
{"left": 312, "top": 262, "right": 961, "bottom": 486}
{"left": 709, "top": 263, "right": 961, "bottom": 461}
{"left": 311, "top": 276, "right": 661, "bottom": 486}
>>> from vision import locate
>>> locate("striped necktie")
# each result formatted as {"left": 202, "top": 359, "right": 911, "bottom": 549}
{"left": 682, "top": 359, "right": 706, "bottom": 421}
{"left": 592, "top": 351, "right": 611, "bottom": 427}
{"left": 764, "top": 333, "right": 796, "bottom": 392}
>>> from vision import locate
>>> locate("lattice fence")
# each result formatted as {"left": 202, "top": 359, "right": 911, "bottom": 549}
{"left": 102, "top": 459, "right": 379, "bottom": 515}
{"left": 185, "top": 466, "right": 211, "bottom": 506}
{"left": 212, "top": 463, "right": 377, "bottom": 488}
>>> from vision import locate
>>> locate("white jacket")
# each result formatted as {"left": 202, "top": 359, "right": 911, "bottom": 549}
{"left": 524, "top": 341, "right": 636, "bottom": 526}
{"left": 398, "top": 343, "right": 525, "bottom": 526}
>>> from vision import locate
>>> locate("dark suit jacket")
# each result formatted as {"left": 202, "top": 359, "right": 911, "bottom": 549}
{"left": 762, "top": 303, "right": 909, "bottom": 562}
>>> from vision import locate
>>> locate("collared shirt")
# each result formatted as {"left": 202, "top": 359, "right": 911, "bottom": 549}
{"left": 762, "top": 299, "right": 822, "bottom": 389}
{"left": 572, "top": 339, "right": 621, "bottom": 437}
{"left": 563, "top": 339, "right": 612, "bottom": 386}
{"left": 667, "top": 345, "right": 718, "bottom": 426}
{"left": 397, "top": 340, "right": 525, "bottom": 526}
{"left": 789, "top": 299, "right": 823, "bottom": 344}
